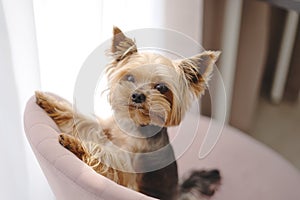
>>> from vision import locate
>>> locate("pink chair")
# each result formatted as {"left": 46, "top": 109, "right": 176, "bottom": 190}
{"left": 24, "top": 94, "right": 300, "bottom": 200}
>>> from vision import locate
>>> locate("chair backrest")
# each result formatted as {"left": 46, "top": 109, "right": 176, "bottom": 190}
{"left": 24, "top": 94, "right": 300, "bottom": 200}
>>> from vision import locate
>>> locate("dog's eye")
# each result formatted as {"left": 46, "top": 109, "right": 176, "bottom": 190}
{"left": 155, "top": 83, "right": 169, "bottom": 94}
{"left": 125, "top": 74, "right": 135, "bottom": 83}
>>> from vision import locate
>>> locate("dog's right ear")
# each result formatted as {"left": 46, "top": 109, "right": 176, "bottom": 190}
{"left": 110, "top": 26, "right": 137, "bottom": 61}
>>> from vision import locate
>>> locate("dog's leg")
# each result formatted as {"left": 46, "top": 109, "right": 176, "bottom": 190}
{"left": 35, "top": 91, "right": 75, "bottom": 133}
{"left": 35, "top": 91, "right": 106, "bottom": 141}
{"left": 58, "top": 133, "right": 89, "bottom": 159}
{"left": 58, "top": 133, "right": 137, "bottom": 190}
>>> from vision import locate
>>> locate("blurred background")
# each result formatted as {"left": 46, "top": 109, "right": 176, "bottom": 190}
{"left": 0, "top": 0, "right": 299, "bottom": 199}
{"left": 201, "top": 0, "right": 300, "bottom": 170}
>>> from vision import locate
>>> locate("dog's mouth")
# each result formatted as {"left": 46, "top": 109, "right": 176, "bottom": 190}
{"left": 128, "top": 104, "right": 150, "bottom": 117}
{"left": 127, "top": 103, "right": 167, "bottom": 126}
{"left": 128, "top": 104, "right": 144, "bottom": 110}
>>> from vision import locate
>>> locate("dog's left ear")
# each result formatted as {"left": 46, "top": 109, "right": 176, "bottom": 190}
{"left": 178, "top": 50, "right": 221, "bottom": 96}
{"left": 110, "top": 26, "right": 137, "bottom": 61}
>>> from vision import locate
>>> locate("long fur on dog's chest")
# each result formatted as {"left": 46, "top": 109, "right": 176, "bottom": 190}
{"left": 135, "top": 126, "right": 178, "bottom": 200}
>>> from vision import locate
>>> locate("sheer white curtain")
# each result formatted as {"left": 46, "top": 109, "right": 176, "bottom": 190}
{"left": 0, "top": 0, "right": 202, "bottom": 199}
{"left": 34, "top": 0, "right": 202, "bottom": 100}
{"left": 0, "top": 0, "right": 53, "bottom": 199}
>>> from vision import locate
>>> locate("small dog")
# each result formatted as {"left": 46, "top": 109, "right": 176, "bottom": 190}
{"left": 35, "top": 27, "right": 221, "bottom": 200}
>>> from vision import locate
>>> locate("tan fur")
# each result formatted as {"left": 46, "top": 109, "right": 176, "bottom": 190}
{"left": 35, "top": 27, "right": 220, "bottom": 200}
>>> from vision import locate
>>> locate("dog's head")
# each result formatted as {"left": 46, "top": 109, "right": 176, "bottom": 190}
{"left": 106, "top": 27, "right": 220, "bottom": 127}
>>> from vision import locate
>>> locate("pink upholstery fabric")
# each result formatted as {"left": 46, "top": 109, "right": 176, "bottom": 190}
{"left": 24, "top": 95, "right": 300, "bottom": 200}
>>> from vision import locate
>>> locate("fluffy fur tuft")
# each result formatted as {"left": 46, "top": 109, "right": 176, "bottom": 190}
{"left": 35, "top": 27, "right": 221, "bottom": 200}
{"left": 178, "top": 170, "right": 221, "bottom": 200}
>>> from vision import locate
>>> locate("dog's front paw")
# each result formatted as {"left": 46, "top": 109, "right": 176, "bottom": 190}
{"left": 58, "top": 133, "right": 86, "bottom": 159}
{"left": 35, "top": 91, "right": 73, "bottom": 126}
{"left": 35, "top": 91, "right": 57, "bottom": 114}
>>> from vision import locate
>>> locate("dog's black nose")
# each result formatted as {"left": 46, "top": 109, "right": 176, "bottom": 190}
{"left": 131, "top": 93, "right": 146, "bottom": 103}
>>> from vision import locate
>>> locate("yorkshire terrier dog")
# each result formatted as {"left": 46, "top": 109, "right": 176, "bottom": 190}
{"left": 35, "top": 27, "right": 221, "bottom": 200}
